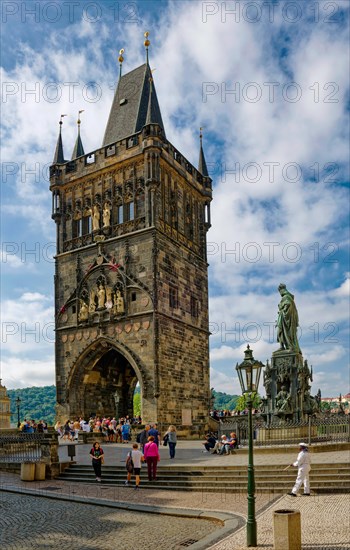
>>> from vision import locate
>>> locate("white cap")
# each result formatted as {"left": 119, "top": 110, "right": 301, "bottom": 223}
{"left": 299, "top": 442, "right": 307, "bottom": 447}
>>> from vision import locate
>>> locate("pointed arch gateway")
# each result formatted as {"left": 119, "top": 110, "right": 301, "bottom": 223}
{"left": 67, "top": 337, "right": 152, "bottom": 420}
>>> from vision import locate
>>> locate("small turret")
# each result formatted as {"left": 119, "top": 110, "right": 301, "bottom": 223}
{"left": 198, "top": 127, "right": 209, "bottom": 177}
{"left": 71, "top": 110, "right": 85, "bottom": 159}
{"left": 53, "top": 114, "right": 67, "bottom": 164}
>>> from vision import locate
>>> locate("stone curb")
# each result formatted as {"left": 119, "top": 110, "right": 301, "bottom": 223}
{"left": 0, "top": 485, "right": 244, "bottom": 549}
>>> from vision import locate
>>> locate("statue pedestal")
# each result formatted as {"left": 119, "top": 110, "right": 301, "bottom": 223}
{"left": 269, "top": 350, "right": 304, "bottom": 418}
{"left": 257, "top": 425, "right": 316, "bottom": 444}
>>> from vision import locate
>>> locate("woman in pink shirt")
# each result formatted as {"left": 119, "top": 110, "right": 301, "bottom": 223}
{"left": 143, "top": 435, "right": 160, "bottom": 481}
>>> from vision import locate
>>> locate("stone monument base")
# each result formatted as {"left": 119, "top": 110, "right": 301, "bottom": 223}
{"left": 257, "top": 425, "right": 316, "bottom": 444}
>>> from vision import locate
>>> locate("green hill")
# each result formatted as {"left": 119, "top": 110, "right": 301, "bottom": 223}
{"left": 8, "top": 386, "right": 56, "bottom": 426}
{"left": 7, "top": 385, "right": 238, "bottom": 426}
{"left": 212, "top": 390, "right": 239, "bottom": 410}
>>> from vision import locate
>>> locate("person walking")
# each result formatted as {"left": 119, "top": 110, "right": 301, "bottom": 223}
{"left": 143, "top": 435, "right": 160, "bottom": 481}
{"left": 148, "top": 424, "right": 160, "bottom": 446}
{"left": 164, "top": 425, "right": 177, "bottom": 459}
{"left": 89, "top": 441, "right": 104, "bottom": 482}
{"left": 288, "top": 442, "right": 311, "bottom": 496}
{"left": 139, "top": 424, "right": 150, "bottom": 452}
{"left": 125, "top": 443, "right": 144, "bottom": 490}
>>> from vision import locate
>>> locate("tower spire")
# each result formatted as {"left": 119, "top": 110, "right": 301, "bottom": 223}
{"left": 198, "top": 127, "right": 209, "bottom": 177}
{"left": 71, "top": 110, "right": 85, "bottom": 159}
{"left": 53, "top": 114, "right": 67, "bottom": 164}
{"left": 144, "top": 31, "right": 150, "bottom": 65}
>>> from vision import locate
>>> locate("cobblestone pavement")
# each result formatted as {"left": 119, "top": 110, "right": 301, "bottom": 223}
{"left": 0, "top": 491, "right": 218, "bottom": 550}
{"left": 211, "top": 493, "right": 350, "bottom": 550}
{"left": 1, "top": 444, "right": 349, "bottom": 549}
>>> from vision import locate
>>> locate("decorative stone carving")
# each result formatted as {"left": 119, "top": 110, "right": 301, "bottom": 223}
{"left": 78, "top": 300, "right": 89, "bottom": 322}
{"left": 263, "top": 360, "right": 272, "bottom": 398}
{"left": 92, "top": 204, "right": 100, "bottom": 231}
{"left": 275, "top": 386, "right": 292, "bottom": 414}
{"left": 97, "top": 284, "right": 106, "bottom": 309}
{"left": 103, "top": 202, "right": 111, "bottom": 227}
{"left": 115, "top": 289, "right": 125, "bottom": 314}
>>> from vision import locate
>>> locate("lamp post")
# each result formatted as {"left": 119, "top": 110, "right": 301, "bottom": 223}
{"left": 16, "top": 396, "right": 21, "bottom": 428}
{"left": 236, "top": 345, "right": 264, "bottom": 547}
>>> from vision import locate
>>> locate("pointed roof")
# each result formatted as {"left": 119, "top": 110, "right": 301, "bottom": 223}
{"left": 102, "top": 63, "right": 165, "bottom": 146}
{"left": 53, "top": 121, "right": 65, "bottom": 164}
{"left": 198, "top": 134, "right": 209, "bottom": 177}
{"left": 71, "top": 129, "right": 85, "bottom": 159}
{"left": 145, "top": 75, "right": 161, "bottom": 126}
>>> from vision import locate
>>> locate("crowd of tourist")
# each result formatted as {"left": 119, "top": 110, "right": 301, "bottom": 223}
{"left": 54, "top": 415, "right": 143, "bottom": 442}
{"left": 19, "top": 419, "right": 48, "bottom": 433}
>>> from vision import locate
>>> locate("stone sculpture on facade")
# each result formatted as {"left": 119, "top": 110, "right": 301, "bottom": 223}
{"left": 92, "top": 205, "right": 100, "bottom": 231}
{"left": 115, "top": 289, "right": 125, "bottom": 314}
{"left": 97, "top": 283, "right": 106, "bottom": 309}
{"left": 103, "top": 203, "right": 111, "bottom": 227}
{"left": 78, "top": 300, "right": 89, "bottom": 322}
{"left": 89, "top": 288, "right": 96, "bottom": 313}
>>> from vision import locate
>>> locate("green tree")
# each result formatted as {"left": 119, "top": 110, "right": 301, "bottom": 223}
{"left": 235, "top": 392, "right": 261, "bottom": 412}
{"left": 212, "top": 390, "right": 239, "bottom": 411}
{"left": 133, "top": 392, "right": 141, "bottom": 417}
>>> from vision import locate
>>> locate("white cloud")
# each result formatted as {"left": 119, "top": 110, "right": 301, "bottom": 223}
{"left": 1, "top": 293, "right": 54, "bottom": 355}
{"left": 210, "top": 367, "right": 241, "bottom": 395}
{"left": 2, "top": 357, "right": 55, "bottom": 389}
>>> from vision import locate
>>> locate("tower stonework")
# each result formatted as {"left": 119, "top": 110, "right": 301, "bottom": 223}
{"left": 50, "top": 61, "right": 212, "bottom": 434}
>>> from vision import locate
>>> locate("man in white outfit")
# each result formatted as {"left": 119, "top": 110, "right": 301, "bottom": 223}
{"left": 288, "top": 442, "right": 311, "bottom": 496}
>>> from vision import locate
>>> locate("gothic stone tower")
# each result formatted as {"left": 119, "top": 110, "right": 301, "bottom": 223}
{"left": 50, "top": 51, "right": 213, "bottom": 434}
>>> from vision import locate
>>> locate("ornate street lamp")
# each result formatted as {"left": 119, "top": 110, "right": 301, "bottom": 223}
{"left": 16, "top": 396, "right": 21, "bottom": 428}
{"left": 235, "top": 345, "right": 264, "bottom": 547}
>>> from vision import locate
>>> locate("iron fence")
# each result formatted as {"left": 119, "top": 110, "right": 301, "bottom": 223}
{"left": 219, "top": 415, "right": 350, "bottom": 447}
{"left": 0, "top": 434, "right": 44, "bottom": 463}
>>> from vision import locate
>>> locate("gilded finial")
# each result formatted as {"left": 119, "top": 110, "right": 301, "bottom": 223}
{"left": 144, "top": 31, "right": 150, "bottom": 63}
{"left": 59, "top": 114, "right": 67, "bottom": 128}
{"left": 118, "top": 48, "right": 125, "bottom": 79}
{"left": 77, "top": 109, "right": 84, "bottom": 126}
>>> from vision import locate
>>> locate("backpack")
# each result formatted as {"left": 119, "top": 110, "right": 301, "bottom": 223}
{"left": 126, "top": 452, "right": 134, "bottom": 473}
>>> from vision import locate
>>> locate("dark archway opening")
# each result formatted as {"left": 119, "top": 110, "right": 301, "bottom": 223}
{"left": 83, "top": 348, "right": 139, "bottom": 420}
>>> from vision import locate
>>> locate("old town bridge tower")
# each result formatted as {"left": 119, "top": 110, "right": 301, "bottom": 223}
{"left": 50, "top": 39, "right": 212, "bottom": 433}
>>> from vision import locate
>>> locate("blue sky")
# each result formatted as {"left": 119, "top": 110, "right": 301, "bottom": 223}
{"left": 1, "top": 0, "right": 349, "bottom": 398}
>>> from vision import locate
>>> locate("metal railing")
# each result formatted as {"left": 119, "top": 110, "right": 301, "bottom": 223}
{"left": 219, "top": 415, "right": 350, "bottom": 447}
{"left": 0, "top": 434, "right": 44, "bottom": 463}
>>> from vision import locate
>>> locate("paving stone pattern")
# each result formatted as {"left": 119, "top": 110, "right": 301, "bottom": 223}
{"left": 0, "top": 492, "right": 218, "bottom": 550}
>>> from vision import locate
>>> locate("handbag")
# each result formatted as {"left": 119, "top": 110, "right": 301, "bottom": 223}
{"left": 101, "top": 456, "right": 104, "bottom": 465}
{"left": 126, "top": 452, "right": 134, "bottom": 473}
{"left": 163, "top": 433, "right": 169, "bottom": 446}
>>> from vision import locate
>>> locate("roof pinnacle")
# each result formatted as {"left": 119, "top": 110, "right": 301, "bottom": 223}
{"left": 198, "top": 126, "right": 209, "bottom": 177}
{"left": 144, "top": 31, "right": 150, "bottom": 64}
{"left": 53, "top": 114, "right": 67, "bottom": 164}
{"left": 118, "top": 48, "right": 125, "bottom": 79}
{"left": 71, "top": 110, "right": 85, "bottom": 159}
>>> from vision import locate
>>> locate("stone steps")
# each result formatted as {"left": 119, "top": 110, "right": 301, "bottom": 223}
{"left": 58, "top": 463, "right": 350, "bottom": 492}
